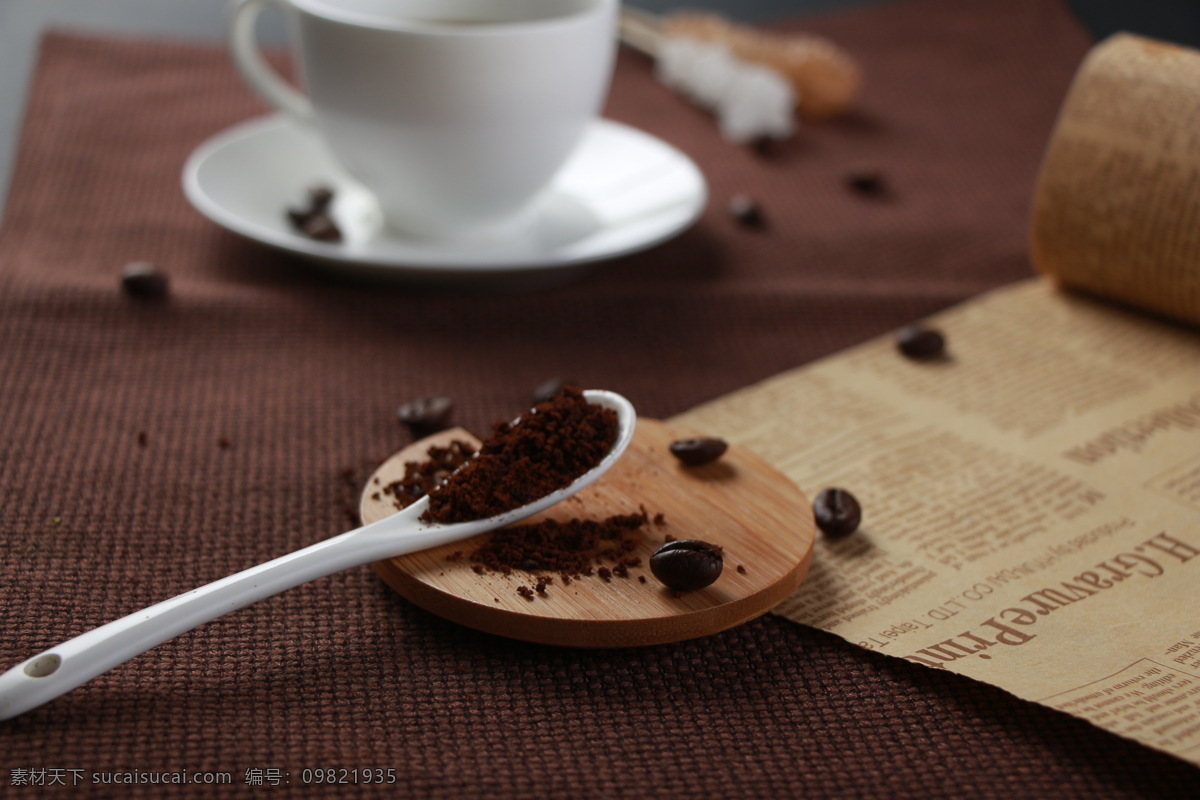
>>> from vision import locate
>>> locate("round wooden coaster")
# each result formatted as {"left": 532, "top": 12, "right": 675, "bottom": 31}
{"left": 361, "top": 418, "right": 814, "bottom": 647}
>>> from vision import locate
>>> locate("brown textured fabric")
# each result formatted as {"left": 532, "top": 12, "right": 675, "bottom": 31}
{"left": 2, "top": 0, "right": 1198, "bottom": 796}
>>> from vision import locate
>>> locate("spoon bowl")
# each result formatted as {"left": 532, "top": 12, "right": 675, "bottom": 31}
{"left": 0, "top": 389, "right": 635, "bottom": 720}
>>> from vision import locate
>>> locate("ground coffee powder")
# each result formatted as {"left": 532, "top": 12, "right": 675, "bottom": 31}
{"left": 422, "top": 387, "right": 618, "bottom": 524}
{"left": 382, "top": 440, "right": 477, "bottom": 509}
{"left": 457, "top": 510, "right": 657, "bottom": 600}
{"left": 467, "top": 512, "right": 648, "bottom": 576}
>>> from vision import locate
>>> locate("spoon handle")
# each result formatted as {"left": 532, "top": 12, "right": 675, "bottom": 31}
{"left": 0, "top": 389, "right": 636, "bottom": 720}
{"left": 0, "top": 514, "right": 430, "bottom": 721}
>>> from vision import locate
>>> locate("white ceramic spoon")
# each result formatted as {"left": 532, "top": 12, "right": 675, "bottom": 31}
{"left": 0, "top": 389, "right": 636, "bottom": 720}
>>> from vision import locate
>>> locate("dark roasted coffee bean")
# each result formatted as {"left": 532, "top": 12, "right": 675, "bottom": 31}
{"left": 120, "top": 262, "right": 169, "bottom": 300}
{"left": 650, "top": 539, "right": 723, "bottom": 591}
{"left": 286, "top": 208, "right": 311, "bottom": 229}
{"left": 300, "top": 212, "right": 342, "bottom": 242}
{"left": 813, "top": 487, "right": 862, "bottom": 538}
{"left": 287, "top": 186, "right": 342, "bottom": 242}
{"left": 669, "top": 437, "right": 728, "bottom": 466}
{"left": 845, "top": 166, "right": 885, "bottom": 195}
{"left": 751, "top": 135, "right": 781, "bottom": 158}
{"left": 896, "top": 324, "right": 946, "bottom": 360}
{"left": 532, "top": 378, "right": 576, "bottom": 406}
{"left": 307, "top": 186, "right": 334, "bottom": 212}
{"left": 397, "top": 395, "right": 454, "bottom": 432}
{"left": 728, "top": 194, "right": 765, "bottom": 228}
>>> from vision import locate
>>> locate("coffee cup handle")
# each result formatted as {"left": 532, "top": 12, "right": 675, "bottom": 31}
{"left": 226, "top": 0, "right": 315, "bottom": 124}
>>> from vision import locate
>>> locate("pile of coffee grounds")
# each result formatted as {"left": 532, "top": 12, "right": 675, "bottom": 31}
{"left": 451, "top": 510, "right": 657, "bottom": 600}
{"left": 470, "top": 512, "right": 647, "bottom": 576}
{"left": 375, "top": 390, "right": 659, "bottom": 600}
{"left": 422, "top": 386, "right": 618, "bottom": 524}
{"left": 381, "top": 440, "right": 477, "bottom": 510}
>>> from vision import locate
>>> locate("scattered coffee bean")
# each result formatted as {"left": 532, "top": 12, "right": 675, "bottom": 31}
{"left": 532, "top": 377, "right": 577, "bottom": 406}
{"left": 120, "top": 262, "right": 169, "bottom": 300}
{"left": 650, "top": 539, "right": 724, "bottom": 592}
{"left": 298, "top": 213, "right": 341, "bottom": 242}
{"left": 845, "top": 166, "right": 886, "bottom": 195}
{"left": 284, "top": 208, "right": 309, "bottom": 229}
{"left": 728, "top": 194, "right": 765, "bottom": 228}
{"left": 397, "top": 395, "right": 454, "bottom": 433}
{"left": 896, "top": 324, "right": 946, "bottom": 360}
{"left": 307, "top": 186, "right": 334, "bottom": 212}
{"left": 813, "top": 487, "right": 862, "bottom": 538}
{"left": 669, "top": 437, "right": 728, "bottom": 467}
{"left": 751, "top": 135, "right": 781, "bottom": 158}
{"left": 287, "top": 185, "right": 342, "bottom": 242}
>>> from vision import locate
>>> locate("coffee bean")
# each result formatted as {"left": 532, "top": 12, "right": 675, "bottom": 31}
{"left": 751, "top": 135, "right": 780, "bottom": 158}
{"left": 669, "top": 437, "right": 728, "bottom": 467}
{"left": 397, "top": 395, "right": 454, "bottom": 433}
{"left": 120, "top": 262, "right": 169, "bottom": 300}
{"left": 729, "top": 194, "right": 765, "bottom": 228}
{"left": 299, "top": 212, "right": 342, "bottom": 242}
{"left": 813, "top": 487, "right": 862, "bottom": 538}
{"left": 896, "top": 324, "right": 946, "bottom": 360}
{"left": 287, "top": 185, "right": 342, "bottom": 242}
{"left": 286, "top": 208, "right": 310, "bottom": 229}
{"left": 845, "top": 166, "right": 886, "bottom": 195}
{"left": 650, "top": 539, "right": 723, "bottom": 591}
{"left": 307, "top": 186, "right": 334, "bottom": 212}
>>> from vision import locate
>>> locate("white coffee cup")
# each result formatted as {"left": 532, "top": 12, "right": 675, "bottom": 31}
{"left": 227, "top": 0, "right": 618, "bottom": 240}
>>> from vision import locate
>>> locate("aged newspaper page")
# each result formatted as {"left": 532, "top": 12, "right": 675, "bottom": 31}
{"left": 675, "top": 35, "right": 1200, "bottom": 766}
{"left": 1030, "top": 33, "right": 1200, "bottom": 327}
{"left": 676, "top": 279, "right": 1200, "bottom": 765}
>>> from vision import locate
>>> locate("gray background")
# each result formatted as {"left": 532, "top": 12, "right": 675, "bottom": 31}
{"left": 1, "top": 0, "right": 1197, "bottom": 222}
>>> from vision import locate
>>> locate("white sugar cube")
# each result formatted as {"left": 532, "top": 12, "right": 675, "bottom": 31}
{"left": 655, "top": 36, "right": 796, "bottom": 143}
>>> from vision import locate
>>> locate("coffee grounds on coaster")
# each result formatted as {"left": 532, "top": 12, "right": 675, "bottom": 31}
{"left": 422, "top": 386, "right": 618, "bottom": 524}
{"left": 470, "top": 511, "right": 648, "bottom": 577}
{"left": 451, "top": 510, "right": 652, "bottom": 600}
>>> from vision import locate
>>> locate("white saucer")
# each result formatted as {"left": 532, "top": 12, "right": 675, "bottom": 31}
{"left": 182, "top": 114, "right": 707, "bottom": 281}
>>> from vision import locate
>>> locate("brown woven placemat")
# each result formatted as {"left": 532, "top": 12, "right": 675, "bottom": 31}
{"left": 2, "top": 0, "right": 1197, "bottom": 796}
